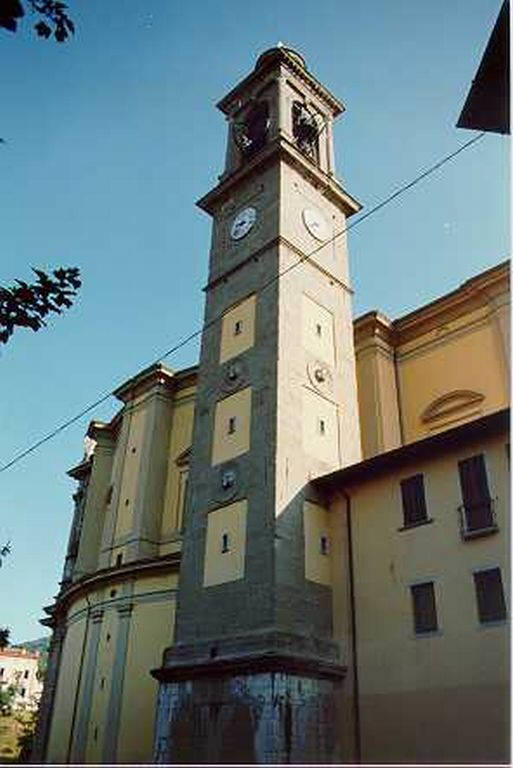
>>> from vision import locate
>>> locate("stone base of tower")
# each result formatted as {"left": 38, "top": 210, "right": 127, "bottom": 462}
{"left": 152, "top": 648, "right": 346, "bottom": 764}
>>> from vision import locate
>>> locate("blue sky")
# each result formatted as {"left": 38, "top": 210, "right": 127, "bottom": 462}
{"left": 0, "top": 0, "right": 508, "bottom": 642}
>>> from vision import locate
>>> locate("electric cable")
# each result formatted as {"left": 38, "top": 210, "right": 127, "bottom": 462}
{"left": 0, "top": 130, "right": 486, "bottom": 474}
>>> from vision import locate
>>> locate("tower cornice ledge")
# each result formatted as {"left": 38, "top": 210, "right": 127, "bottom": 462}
{"left": 151, "top": 651, "right": 347, "bottom": 683}
{"left": 197, "top": 136, "right": 361, "bottom": 217}
{"left": 217, "top": 46, "right": 344, "bottom": 117}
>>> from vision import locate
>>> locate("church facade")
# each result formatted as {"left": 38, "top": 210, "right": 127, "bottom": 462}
{"left": 34, "top": 48, "right": 509, "bottom": 764}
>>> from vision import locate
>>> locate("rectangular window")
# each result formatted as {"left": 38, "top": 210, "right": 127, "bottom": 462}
{"left": 227, "top": 416, "right": 236, "bottom": 435}
{"left": 23, "top": 670, "right": 29, "bottom": 679}
{"left": 221, "top": 532, "right": 230, "bottom": 553}
{"left": 400, "top": 474, "right": 428, "bottom": 527}
{"left": 234, "top": 320, "right": 242, "bottom": 336}
{"left": 458, "top": 454, "right": 495, "bottom": 534}
{"left": 20, "top": 688, "right": 26, "bottom": 698}
{"left": 316, "top": 323, "right": 322, "bottom": 337}
{"left": 474, "top": 568, "right": 506, "bottom": 623}
{"left": 411, "top": 582, "right": 438, "bottom": 634}
{"left": 319, "top": 418, "right": 326, "bottom": 435}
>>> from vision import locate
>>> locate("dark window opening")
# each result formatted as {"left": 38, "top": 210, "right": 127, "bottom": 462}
{"left": 316, "top": 323, "right": 322, "bottom": 337}
{"left": 115, "top": 553, "right": 123, "bottom": 568}
{"left": 319, "top": 419, "right": 326, "bottom": 435}
{"left": 320, "top": 535, "right": 329, "bottom": 556}
{"left": 400, "top": 474, "right": 428, "bottom": 527}
{"left": 228, "top": 417, "right": 236, "bottom": 435}
{"left": 458, "top": 454, "right": 496, "bottom": 536}
{"left": 474, "top": 568, "right": 507, "bottom": 623}
{"left": 234, "top": 320, "right": 242, "bottom": 336}
{"left": 20, "top": 688, "right": 26, "bottom": 698}
{"left": 411, "top": 582, "right": 438, "bottom": 634}
{"left": 221, "top": 533, "right": 230, "bottom": 553}
{"left": 23, "top": 670, "right": 29, "bottom": 679}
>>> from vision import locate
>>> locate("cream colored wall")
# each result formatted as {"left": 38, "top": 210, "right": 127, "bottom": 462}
{"left": 203, "top": 500, "right": 247, "bottom": 587}
{"left": 84, "top": 607, "right": 119, "bottom": 763}
{"left": 397, "top": 312, "right": 509, "bottom": 443}
{"left": 161, "top": 388, "right": 195, "bottom": 539}
{"left": 45, "top": 572, "right": 178, "bottom": 764}
{"left": 340, "top": 431, "right": 509, "bottom": 763}
{"left": 303, "top": 501, "right": 331, "bottom": 585}
{"left": 219, "top": 294, "right": 256, "bottom": 364}
{"left": 301, "top": 388, "right": 339, "bottom": 468}
{"left": 75, "top": 438, "right": 114, "bottom": 579}
{"left": 113, "top": 408, "right": 147, "bottom": 540}
{"left": 355, "top": 341, "right": 401, "bottom": 458}
{"left": 45, "top": 613, "right": 87, "bottom": 762}
{"left": 117, "top": 594, "right": 176, "bottom": 763}
{"left": 302, "top": 293, "right": 335, "bottom": 366}
{"left": 211, "top": 387, "right": 252, "bottom": 466}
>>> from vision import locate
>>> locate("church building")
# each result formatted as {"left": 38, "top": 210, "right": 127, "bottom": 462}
{"left": 33, "top": 46, "right": 509, "bottom": 764}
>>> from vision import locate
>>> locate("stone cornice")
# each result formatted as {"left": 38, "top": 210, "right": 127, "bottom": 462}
{"left": 217, "top": 47, "right": 344, "bottom": 117}
{"left": 197, "top": 135, "right": 361, "bottom": 218}
{"left": 353, "top": 311, "right": 394, "bottom": 349}
{"left": 42, "top": 552, "right": 181, "bottom": 627}
{"left": 152, "top": 652, "right": 346, "bottom": 683}
{"left": 204, "top": 234, "right": 353, "bottom": 295}
{"left": 66, "top": 458, "right": 92, "bottom": 481}
{"left": 353, "top": 261, "right": 509, "bottom": 350}
{"left": 393, "top": 261, "right": 509, "bottom": 345}
{"left": 113, "top": 362, "right": 176, "bottom": 404}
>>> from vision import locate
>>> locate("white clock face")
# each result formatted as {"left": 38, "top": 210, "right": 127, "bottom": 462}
{"left": 230, "top": 206, "right": 257, "bottom": 241}
{"left": 302, "top": 207, "right": 330, "bottom": 242}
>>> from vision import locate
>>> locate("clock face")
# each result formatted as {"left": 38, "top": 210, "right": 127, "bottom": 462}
{"left": 302, "top": 207, "right": 330, "bottom": 242}
{"left": 230, "top": 207, "right": 257, "bottom": 241}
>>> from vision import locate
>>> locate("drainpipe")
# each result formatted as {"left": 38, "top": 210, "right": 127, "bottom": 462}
{"left": 341, "top": 488, "right": 361, "bottom": 764}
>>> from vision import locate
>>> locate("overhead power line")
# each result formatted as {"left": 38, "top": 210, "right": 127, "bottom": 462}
{"left": 0, "top": 131, "right": 486, "bottom": 475}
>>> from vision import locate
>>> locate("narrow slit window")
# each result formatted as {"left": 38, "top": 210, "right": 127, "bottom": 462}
{"left": 115, "top": 553, "right": 123, "bottom": 568}
{"left": 316, "top": 323, "right": 322, "bottom": 337}
{"left": 228, "top": 416, "right": 237, "bottom": 435}
{"left": 319, "top": 418, "right": 326, "bottom": 435}
{"left": 320, "top": 535, "right": 329, "bottom": 555}
{"left": 221, "top": 533, "right": 230, "bottom": 553}
{"left": 234, "top": 320, "right": 243, "bottom": 336}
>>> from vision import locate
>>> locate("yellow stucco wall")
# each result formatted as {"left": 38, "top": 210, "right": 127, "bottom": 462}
{"left": 45, "top": 570, "right": 178, "bottom": 765}
{"left": 211, "top": 387, "right": 252, "bottom": 466}
{"left": 398, "top": 313, "right": 509, "bottom": 443}
{"left": 116, "top": 582, "right": 176, "bottom": 762}
{"left": 303, "top": 501, "right": 332, "bottom": 585}
{"left": 45, "top": 614, "right": 87, "bottom": 762}
{"left": 84, "top": 608, "right": 119, "bottom": 763}
{"left": 203, "top": 500, "right": 248, "bottom": 587}
{"left": 113, "top": 407, "right": 147, "bottom": 539}
{"left": 340, "top": 430, "right": 509, "bottom": 763}
{"left": 219, "top": 293, "right": 256, "bottom": 364}
{"left": 354, "top": 263, "right": 509, "bottom": 458}
{"left": 161, "top": 390, "right": 194, "bottom": 538}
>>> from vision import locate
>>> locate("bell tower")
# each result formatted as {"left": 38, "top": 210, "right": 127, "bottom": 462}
{"left": 153, "top": 46, "right": 362, "bottom": 763}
